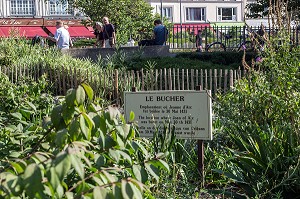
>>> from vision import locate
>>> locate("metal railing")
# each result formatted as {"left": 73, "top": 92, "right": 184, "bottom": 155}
{"left": 164, "top": 25, "right": 300, "bottom": 50}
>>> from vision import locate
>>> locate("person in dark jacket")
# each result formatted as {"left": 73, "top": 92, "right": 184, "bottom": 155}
{"left": 153, "top": 19, "right": 168, "bottom": 45}
{"left": 102, "top": 17, "right": 116, "bottom": 48}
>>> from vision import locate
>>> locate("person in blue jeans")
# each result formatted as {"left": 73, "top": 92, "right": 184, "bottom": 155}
{"left": 153, "top": 19, "right": 168, "bottom": 45}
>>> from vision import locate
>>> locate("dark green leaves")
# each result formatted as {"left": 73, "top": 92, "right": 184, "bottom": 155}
{"left": 51, "top": 105, "right": 66, "bottom": 130}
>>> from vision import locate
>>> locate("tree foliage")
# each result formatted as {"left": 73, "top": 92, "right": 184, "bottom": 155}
{"left": 246, "top": 0, "right": 300, "bottom": 21}
{"left": 71, "top": 0, "right": 157, "bottom": 44}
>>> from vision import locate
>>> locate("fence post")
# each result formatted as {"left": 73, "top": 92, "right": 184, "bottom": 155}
{"left": 243, "top": 25, "right": 246, "bottom": 44}
{"left": 230, "top": 69, "right": 233, "bottom": 88}
{"left": 196, "top": 85, "right": 205, "bottom": 186}
{"left": 205, "top": 26, "right": 208, "bottom": 49}
{"left": 114, "top": 69, "right": 119, "bottom": 105}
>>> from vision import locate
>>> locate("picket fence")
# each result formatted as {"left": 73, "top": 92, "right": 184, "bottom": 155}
{"left": 0, "top": 65, "right": 248, "bottom": 104}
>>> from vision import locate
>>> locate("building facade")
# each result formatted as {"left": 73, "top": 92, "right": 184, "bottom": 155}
{"left": 146, "top": 0, "right": 248, "bottom": 26}
{"left": 0, "top": 0, "right": 84, "bottom": 19}
{"left": 0, "top": 0, "right": 93, "bottom": 38}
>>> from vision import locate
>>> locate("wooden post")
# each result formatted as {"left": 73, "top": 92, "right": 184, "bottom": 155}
{"left": 230, "top": 69, "right": 234, "bottom": 88}
{"left": 114, "top": 69, "right": 119, "bottom": 105}
{"left": 196, "top": 85, "right": 204, "bottom": 186}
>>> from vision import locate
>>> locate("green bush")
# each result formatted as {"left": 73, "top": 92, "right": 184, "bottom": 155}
{"left": 127, "top": 51, "right": 256, "bottom": 71}
{"left": 72, "top": 38, "right": 96, "bottom": 48}
{"left": 0, "top": 82, "right": 170, "bottom": 198}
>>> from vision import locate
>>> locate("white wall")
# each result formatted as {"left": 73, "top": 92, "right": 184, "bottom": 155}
{"left": 149, "top": 1, "right": 245, "bottom": 24}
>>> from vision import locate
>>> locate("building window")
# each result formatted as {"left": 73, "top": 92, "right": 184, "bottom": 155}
{"left": 186, "top": 8, "right": 206, "bottom": 21}
{"left": 49, "top": 0, "right": 73, "bottom": 15}
{"left": 217, "top": 8, "right": 237, "bottom": 21}
{"left": 10, "top": 0, "right": 34, "bottom": 15}
{"left": 162, "top": 7, "right": 173, "bottom": 22}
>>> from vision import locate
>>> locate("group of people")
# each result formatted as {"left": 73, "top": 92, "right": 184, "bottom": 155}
{"left": 46, "top": 17, "right": 168, "bottom": 49}
{"left": 94, "top": 18, "right": 168, "bottom": 47}
{"left": 47, "top": 16, "right": 116, "bottom": 50}
{"left": 93, "top": 17, "right": 116, "bottom": 48}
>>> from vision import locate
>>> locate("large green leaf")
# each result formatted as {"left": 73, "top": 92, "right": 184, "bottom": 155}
{"left": 145, "top": 162, "right": 159, "bottom": 182}
{"left": 82, "top": 112, "right": 95, "bottom": 130}
{"left": 157, "top": 159, "right": 170, "bottom": 172}
{"left": 55, "top": 129, "right": 68, "bottom": 147}
{"left": 121, "top": 180, "right": 134, "bottom": 199}
{"left": 76, "top": 85, "right": 86, "bottom": 105}
{"left": 93, "top": 186, "right": 109, "bottom": 199}
{"left": 118, "top": 150, "right": 132, "bottom": 164}
{"left": 53, "top": 152, "right": 71, "bottom": 181}
{"left": 132, "top": 165, "right": 148, "bottom": 183}
{"left": 23, "top": 164, "right": 44, "bottom": 198}
{"left": 65, "top": 89, "right": 76, "bottom": 108}
{"left": 69, "top": 119, "right": 80, "bottom": 141}
{"left": 112, "top": 184, "right": 122, "bottom": 199}
{"left": 2, "top": 172, "right": 22, "bottom": 196}
{"left": 70, "top": 154, "right": 85, "bottom": 179}
{"left": 48, "top": 167, "right": 60, "bottom": 190}
{"left": 80, "top": 114, "right": 91, "bottom": 140}
{"left": 62, "top": 105, "right": 75, "bottom": 125}
{"left": 81, "top": 83, "right": 94, "bottom": 101}
{"left": 10, "top": 162, "right": 25, "bottom": 174}
{"left": 131, "top": 141, "right": 148, "bottom": 156}
{"left": 109, "top": 149, "right": 120, "bottom": 162}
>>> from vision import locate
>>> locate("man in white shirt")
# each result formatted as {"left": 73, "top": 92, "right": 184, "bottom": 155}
{"left": 48, "top": 20, "right": 72, "bottom": 49}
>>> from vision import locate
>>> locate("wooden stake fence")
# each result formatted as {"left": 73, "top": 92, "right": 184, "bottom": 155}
{"left": 0, "top": 65, "right": 247, "bottom": 104}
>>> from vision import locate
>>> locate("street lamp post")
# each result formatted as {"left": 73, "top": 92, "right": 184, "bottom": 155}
{"left": 180, "top": 0, "right": 182, "bottom": 26}
{"left": 160, "top": 0, "right": 163, "bottom": 22}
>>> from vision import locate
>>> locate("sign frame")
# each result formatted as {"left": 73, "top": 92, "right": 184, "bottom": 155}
{"left": 124, "top": 90, "right": 212, "bottom": 140}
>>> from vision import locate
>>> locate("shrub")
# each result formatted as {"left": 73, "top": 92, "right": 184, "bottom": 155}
{"left": 0, "top": 83, "right": 170, "bottom": 198}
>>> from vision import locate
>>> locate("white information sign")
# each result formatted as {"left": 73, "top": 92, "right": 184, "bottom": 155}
{"left": 124, "top": 90, "right": 212, "bottom": 140}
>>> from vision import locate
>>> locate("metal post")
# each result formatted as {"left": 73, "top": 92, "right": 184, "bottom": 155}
{"left": 160, "top": 0, "right": 163, "bottom": 22}
{"left": 180, "top": 0, "right": 182, "bottom": 26}
{"left": 196, "top": 85, "right": 204, "bottom": 186}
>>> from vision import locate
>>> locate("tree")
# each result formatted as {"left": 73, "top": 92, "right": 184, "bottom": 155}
{"left": 246, "top": 0, "right": 300, "bottom": 21}
{"left": 71, "top": 0, "right": 157, "bottom": 44}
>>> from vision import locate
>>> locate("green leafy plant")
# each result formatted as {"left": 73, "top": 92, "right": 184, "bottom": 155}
{"left": 212, "top": 26, "right": 300, "bottom": 198}
{"left": 0, "top": 82, "right": 170, "bottom": 198}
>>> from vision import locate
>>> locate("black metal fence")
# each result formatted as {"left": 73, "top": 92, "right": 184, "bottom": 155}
{"left": 165, "top": 25, "right": 300, "bottom": 51}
